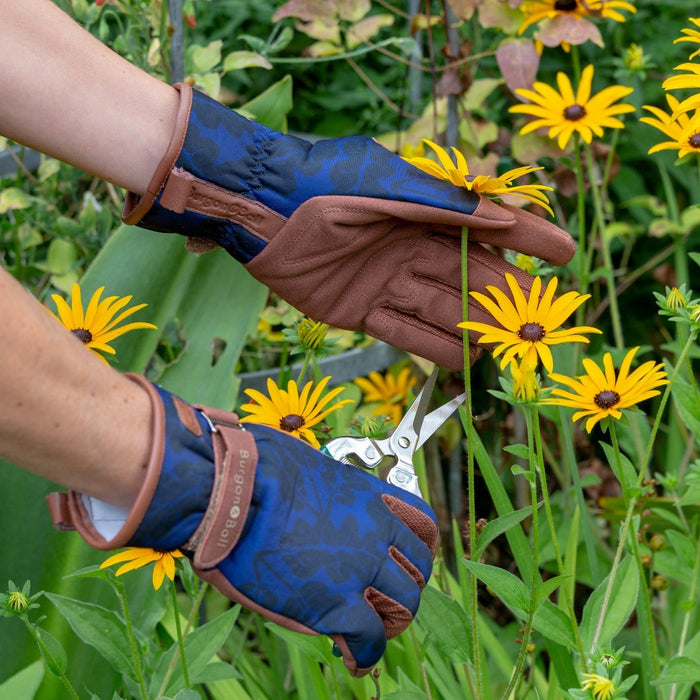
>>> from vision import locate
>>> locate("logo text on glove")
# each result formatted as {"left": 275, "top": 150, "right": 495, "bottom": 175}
{"left": 215, "top": 448, "right": 251, "bottom": 550}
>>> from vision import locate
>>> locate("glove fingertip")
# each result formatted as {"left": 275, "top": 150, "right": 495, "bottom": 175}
{"left": 330, "top": 635, "right": 381, "bottom": 678}
{"left": 382, "top": 493, "right": 439, "bottom": 556}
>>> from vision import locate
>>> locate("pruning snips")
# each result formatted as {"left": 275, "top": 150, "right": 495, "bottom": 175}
{"left": 323, "top": 369, "right": 466, "bottom": 499}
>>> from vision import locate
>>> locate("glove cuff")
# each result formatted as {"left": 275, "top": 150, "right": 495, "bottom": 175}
{"left": 46, "top": 374, "right": 258, "bottom": 568}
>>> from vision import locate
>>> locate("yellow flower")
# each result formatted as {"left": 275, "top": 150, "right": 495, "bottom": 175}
{"left": 662, "top": 62, "right": 700, "bottom": 116}
{"left": 240, "top": 376, "right": 353, "bottom": 449}
{"left": 517, "top": 0, "right": 635, "bottom": 35}
{"left": 673, "top": 17, "right": 700, "bottom": 60}
{"left": 459, "top": 273, "right": 602, "bottom": 373}
{"left": 581, "top": 672, "right": 616, "bottom": 700}
{"left": 510, "top": 356, "right": 541, "bottom": 403}
{"left": 641, "top": 93, "right": 700, "bottom": 158}
{"left": 510, "top": 65, "right": 635, "bottom": 150}
{"left": 49, "top": 284, "right": 156, "bottom": 363}
{"left": 542, "top": 346, "right": 669, "bottom": 433}
{"left": 354, "top": 367, "right": 416, "bottom": 426}
{"left": 404, "top": 140, "right": 554, "bottom": 215}
{"left": 100, "top": 547, "right": 184, "bottom": 591}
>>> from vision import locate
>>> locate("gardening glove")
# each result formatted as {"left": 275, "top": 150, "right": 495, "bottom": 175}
{"left": 123, "top": 83, "right": 576, "bottom": 370}
{"left": 46, "top": 374, "right": 438, "bottom": 677}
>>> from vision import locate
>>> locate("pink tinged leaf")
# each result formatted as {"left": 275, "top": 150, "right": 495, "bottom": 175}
{"left": 496, "top": 39, "right": 540, "bottom": 95}
{"left": 446, "top": 0, "right": 483, "bottom": 21}
{"left": 535, "top": 15, "right": 604, "bottom": 49}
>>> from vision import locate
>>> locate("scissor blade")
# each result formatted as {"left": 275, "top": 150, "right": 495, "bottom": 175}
{"left": 411, "top": 368, "right": 439, "bottom": 437}
{"left": 415, "top": 391, "right": 467, "bottom": 451}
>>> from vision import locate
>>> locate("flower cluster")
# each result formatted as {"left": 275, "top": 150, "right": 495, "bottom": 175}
{"left": 641, "top": 17, "right": 700, "bottom": 159}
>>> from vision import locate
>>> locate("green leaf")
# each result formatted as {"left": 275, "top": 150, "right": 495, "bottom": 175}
{"left": 690, "top": 251, "right": 700, "bottom": 268}
{"left": 222, "top": 50, "right": 272, "bottom": 72}
{"left": 653, "top": 656, "right": 700, "bottom": 685}
{"left": 534, "top": 575, "right": 571, "bottom": 610}
{"left": 150, "top": 605, "right": 241, "bottom": 697}
{"left": 669, "top": 370, "right": 700, "bottom": 437}
{"left": 35, "top": 626, "right": 68, "bottom": 677}
{"left": 665, "top": 529, "right": 698, "bottom": 570}
{"left": 533, "top": 599, "right": 576, "bottom": 648}
{"left": 417, "top": 585, "right": 471, "bottom": 663}
{"left": 503, "top": 443, "right": 531, "bottom": 459}
{"left": 190, "top": 660, "right": 241, "bottom": 684}
{"left": 579, "top": 556, "right": 639, "bottom": 650}
{"left": 266, "top": 623, "right": 334, "bottom": 666}
{"left": 239, "top": 75, "right": 293, "bottom": 132}
{"left": 474, "top": 506, "right": 532, "bottom": 560}
{"left": 0, "top": 659, "right": 44, "bottom": 698}
{"left": 191, "top": 40, "right": 223, "bottom": 73}
{"left": 462, "top": 560, "right": 530, "bottom": 617}
{"left": 44, "top": 593, "right": 137, "bottom": 679}
{"left": 0, "top": 187, "right": 36, "bottom": 213}
{"left": 599, "top": 442, "right": 637, "bottom": 493}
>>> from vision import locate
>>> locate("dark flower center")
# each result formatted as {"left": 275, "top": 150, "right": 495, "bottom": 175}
{"left": 518, "top": 322, "right": 546, "bottom": 342}
{"left": 71, "top": 328, "right": 92, "bottom": 344}
{"left": 280, "top": 414, "right": 306, "bottom": 432}
{"left": 594, "top": 390, "right": 621, "bottom": 409}
{"left": 689, "top": 133, "right": 700, "bottom": 149}
{"left": 554, "top": 0, "right": 578, "bottom": 10}
{"left": 564, "top": 104, "right": 587, "bottom": 121}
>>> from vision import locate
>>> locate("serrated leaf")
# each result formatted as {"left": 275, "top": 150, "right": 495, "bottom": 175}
{"left": 45, "top": 593, "right": 137, "bottom": 679}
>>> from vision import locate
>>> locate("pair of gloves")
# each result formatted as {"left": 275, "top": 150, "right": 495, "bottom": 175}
{"left": 49, "top": 83, "right": 574, "bottom": 675}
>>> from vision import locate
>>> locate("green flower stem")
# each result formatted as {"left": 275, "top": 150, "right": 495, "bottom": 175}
{"left": 170, "top": 578, "right": 191, "bottom": 688}
{"left": 584, "top": 144, "right": 624, "bottom": 350}
{"left": 23, "top": 619, "right": 80, "bottom": 700}
{"left": 590, "top": 329, "right": 698, "bottom": 652}
{"left": 574, "top": 135, "right": 588, "bottom": 300}
{"left": 669, "top": 540, "right": 700, "bottom": 700}
{"left": 531, "top": 405, "right": 587, "bottom": 668}
{"left": 500, "top": 408, "right": 540, "bottom": 700}
{"left": 558, "top": 405, "right": 603, "bottom": 586}
{"left": 461, "top": 226, "right": 482, "bottom": 698}
{"left": 296, "top": 352, "right": 311, "bottom": 385}
{"left": 609, "top": 422, "right": 659, "bottom": 676}
{"left": 157, "top": 582, "right": 209, "bottom": 699}
{"left": 114, "top": 576, "right": 148, "bottom": 700}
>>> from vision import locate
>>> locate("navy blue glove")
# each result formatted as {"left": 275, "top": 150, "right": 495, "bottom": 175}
{"left": 123, "top": 83, "right": 575, "bottom": 370}
{"left": 47, "top": 374, "right": 438, "bottom": 676}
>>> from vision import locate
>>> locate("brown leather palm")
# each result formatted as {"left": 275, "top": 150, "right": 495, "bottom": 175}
{"left": 244, "top": 195, "right": 575, "bottom": 370}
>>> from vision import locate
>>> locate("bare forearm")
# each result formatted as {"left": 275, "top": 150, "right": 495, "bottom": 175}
{"left": 0, "top": 0, "right": 178, "bottom": 194}
{"left": 0, "top": 269, "right": 152, "bottom": 508}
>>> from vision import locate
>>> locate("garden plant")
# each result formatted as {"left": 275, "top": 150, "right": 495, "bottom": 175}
{"left": 1, "top": 0, "right": 700, "bottom": 699}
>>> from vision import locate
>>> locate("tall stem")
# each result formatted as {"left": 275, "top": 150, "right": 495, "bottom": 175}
{"left": 170, "top": 579, "right": 191, "bottom": 688}
{"left": 461, "top": 227, "right": 481, "bottom": 698}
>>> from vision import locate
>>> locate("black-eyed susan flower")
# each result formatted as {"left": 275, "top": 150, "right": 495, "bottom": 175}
{"left": 459, "top": 273, "right": 601, "bottom": 373}
{"left": 49, "top": 284, "right": 156, "bottom": 363}
{"left": 354, "top": 367, "right": 416, "bottom": 427}
{"left": 662, "top": 62, "right": 700, "bottom": 117}
{"left": 542, "top": 346, "right": 668, "bottom": 433}
{"left": 581, "top": 672, "right": 615, "bottom": 700}
{"left": 641, "top": 94, "right": 700, "bottom": 159}
{"left": 240, "top": 376, "right": 352, "bottom": 449}
{"left": 510, "top": 65, "right": 635, "bottom": 150}
{"left": 100, "top": 547, "right": 185, "bottom": 591}
{"left": 404, "top": 140, "right": 554, "bottom": 215}
{"left": 673, "top": 17, "right": 700, "bottom": 60}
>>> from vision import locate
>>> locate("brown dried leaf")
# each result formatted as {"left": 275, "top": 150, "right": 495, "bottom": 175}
{"left": 534, "top": 15, "right": 604, "bottom": 48}
{"left": 437, "top": 67, "right": 463, "bottom": 98}
{"left": 272, "top": 0, "right": 370, "bottom": 23}
{"left": 446, "top": 0, "right": 482, "bottom": 21}
{"left": 496, "top": 39, "right": 540, "bottom": 95}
